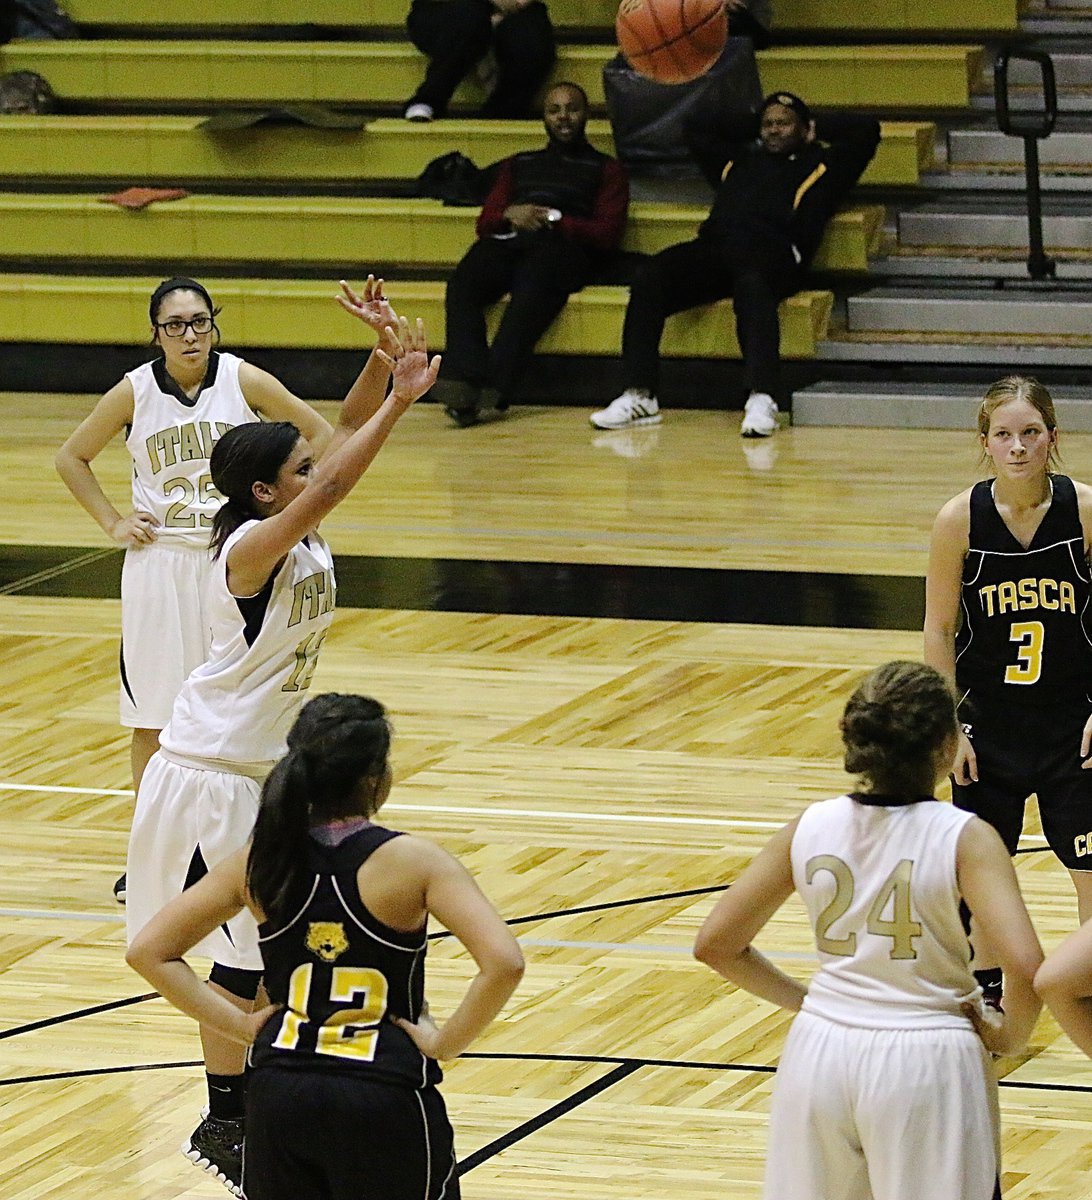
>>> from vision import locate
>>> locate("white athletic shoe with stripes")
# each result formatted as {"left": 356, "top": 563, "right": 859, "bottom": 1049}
{"left": 589, "top": 389, "right": 662, "bottom": 430}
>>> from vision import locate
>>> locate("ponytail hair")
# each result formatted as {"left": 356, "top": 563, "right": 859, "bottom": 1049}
{"left": 209, "top": 421, "right": 300, "bottom": 558}
{"left": 247, "top": 693, "right": 393, "bottom": 923}
{"left": 840, "top": 661, "right": 957, "bottom": 796}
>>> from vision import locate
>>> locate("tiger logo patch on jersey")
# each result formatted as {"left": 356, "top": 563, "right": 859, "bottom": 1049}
{"left": 306, "top": 921, "right": 349, "bottom": 962}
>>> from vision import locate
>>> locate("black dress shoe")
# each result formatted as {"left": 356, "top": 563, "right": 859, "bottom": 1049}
{"left": 432, "top": 379, "right": 481, "bottom": 426}
{"left": 445, "top": 405, "right": 480, "bottom": 428}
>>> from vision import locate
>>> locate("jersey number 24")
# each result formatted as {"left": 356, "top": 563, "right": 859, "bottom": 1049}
{"left": 807, "top": 855, "right": 922, "bottom": 960}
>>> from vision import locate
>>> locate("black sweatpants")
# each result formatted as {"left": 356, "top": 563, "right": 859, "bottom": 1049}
{"left": 621, "top": 237, "right": 802, "bottom": 397}
{"left": 406, "top": 0, "right": 555, "bottom": 117}
{"left": 443, "top": 233, "right": 595, "bottom": 397}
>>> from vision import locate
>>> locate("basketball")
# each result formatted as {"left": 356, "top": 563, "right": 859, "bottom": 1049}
{"left": 616, "top": 0, "right": 728, "bottom": 85}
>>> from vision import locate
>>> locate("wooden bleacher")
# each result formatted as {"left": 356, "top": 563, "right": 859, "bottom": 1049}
{"left": 0, "top": 273, "right": 835, "bottom": 359}
{"left": 0, "top": 40, "right": 986, "bottom": 110}
{"left": 0, "top": 3, "right": 979, "bottom": 371}
{"left": 0, "top": 194, "right": 883, "bottom": 273}
{"left": 61, "top": 0, "right": 1019, "bottom": 34}
{"left": 0, "top": 116, "right": 935, "bottom": 187}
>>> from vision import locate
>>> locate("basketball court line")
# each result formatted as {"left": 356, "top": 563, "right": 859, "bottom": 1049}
{"left": 0, "top": 780, "right": 1055, "bottom": 844}
{"left": 0, "top": 547, "right": 116, "bottom": 596}
{"left": 0, "top": 543, "right": 925, "bottom": 626}
{"left": 455, "top": 1062, "right": 642, "bottom": 1176}
{"left": 0, "top": 992, "right": 156, "bottom": 1041}
{"left": 0, "top": 780, "right": 788, "bottom": 831}
{"left": 5, "top": 1051, "right": 1090, "bottom": 1094}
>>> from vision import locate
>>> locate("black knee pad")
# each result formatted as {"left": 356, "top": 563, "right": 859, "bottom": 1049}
{"left": 209, "top": 963, "right": 263, "bottom": 1001}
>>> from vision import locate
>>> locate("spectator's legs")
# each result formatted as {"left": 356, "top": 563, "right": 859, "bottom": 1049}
{"left": 483, "top": 2, "right": 556, "bottom": 118}
{"left": 621, "top": 240, "right": 734, "bottom": 395}
{"left": 406, "top": 0, "right": 493, "bottom": 117}
{"left": 442, "top": 239, "right": 517, "bottom": 386}
{"left": 731, "top": 255, "right": 801, "bottom": 396}
{"left": 487, "top": 239, "right": 593, "bottom": 398}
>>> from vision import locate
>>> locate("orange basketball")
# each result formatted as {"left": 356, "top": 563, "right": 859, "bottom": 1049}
{"left": 616, "top": 0, "right": 728, "bottom": 85}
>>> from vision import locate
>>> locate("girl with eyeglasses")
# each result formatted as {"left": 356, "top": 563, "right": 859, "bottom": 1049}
{"left": 123, "top": 314, "right": 440, "bottom": 1195}
{"left": 55, "top": 276, "right": 397, "bottom": 904}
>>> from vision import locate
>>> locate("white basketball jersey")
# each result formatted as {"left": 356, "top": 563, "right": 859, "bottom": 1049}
{"left": 160, "top": 520, "right": 336, "bottom": 771}
{"left": 125, "top": 352, "right": 257, "bottom": 546}
{"left": 792, "top": 795, "right": 978, "bottom": 1030}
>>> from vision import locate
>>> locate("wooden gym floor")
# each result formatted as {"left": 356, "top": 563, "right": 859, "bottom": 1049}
{"left": 3, "top": 392, "right": 1092, "bottom": 1200}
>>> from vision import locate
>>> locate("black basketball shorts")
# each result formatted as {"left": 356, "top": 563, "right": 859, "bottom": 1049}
{"left": 244, "top": 1069, "right": 459, "bottom": 1200}
{"left": 953, "top": 693, "right": 1092, "bottom": 871}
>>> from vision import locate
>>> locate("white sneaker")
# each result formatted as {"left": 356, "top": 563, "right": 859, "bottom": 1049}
{"left": 589, "top": 390, "right": 661, "bottom": 430}
{"left": 740, "top": 392, "right": 778, "bottom": 438}
{"left": 404, "top": 103, "right": 434, "bottom": 122}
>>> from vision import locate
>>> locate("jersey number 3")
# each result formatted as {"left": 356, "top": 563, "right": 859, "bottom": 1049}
{"left": 806, "top": 855, "right": 922, "bottom": 960}
{"left": 1005, "top": 620, "right": 1044, "bottom": 685}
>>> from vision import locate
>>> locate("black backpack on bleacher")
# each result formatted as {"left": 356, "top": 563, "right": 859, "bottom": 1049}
{"left": 415, "top": 152, "right": 491, "bottom": 207}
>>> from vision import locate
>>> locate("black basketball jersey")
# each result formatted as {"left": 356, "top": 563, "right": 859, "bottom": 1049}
{"left": 249, "top": 824, "right": 441, "bottom": 1088}
{"left": 955, "top": 474, "right": 1092, "bottom": 705}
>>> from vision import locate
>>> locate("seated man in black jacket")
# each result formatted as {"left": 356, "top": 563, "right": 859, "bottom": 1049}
{"left": 590, "top": 93, "right": 880, "bottom": 438}
{"left": 435, "top": 81, "right": 629, "bottom": 426}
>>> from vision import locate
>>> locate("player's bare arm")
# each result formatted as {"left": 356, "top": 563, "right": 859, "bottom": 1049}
{"left": 238, "top": 361, "right": 334, "bottom": 459}
{"left": 694, "top": 817, "right": 807, "bottom": 1012}
{"left": 957, "top": 818, "right": 1043, "bottom": 1054}
{"left": 393, "top": 838, "right": 524, "bottom": 1061}
{"left": 55, "top": 377, "right": 158, "bottom": 547}
{"left": 127, "top": 848, "right": 280, "bottom": 1046}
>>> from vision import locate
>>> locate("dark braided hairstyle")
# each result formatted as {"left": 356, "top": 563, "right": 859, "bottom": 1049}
{"left": 840, "top": 661, "right": 957, "bottom": 796}
{"left": 208, "top": 420, "right": 300, "bottom": 558}
{"left": 247, "top": 693, "right": 393, "bottom": 923}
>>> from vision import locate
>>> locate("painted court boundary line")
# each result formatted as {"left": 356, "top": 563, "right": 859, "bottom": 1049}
{"left": 455, "top": 1062, "right": 642, "bottom": 1175}
{"left": 0, "top": 780, "right": 786, "bottom": 831}
{"left": 0, "top": 781, "right": 1055, "bottom": 844}
{"left": 4, "top": 1050, "right": 1089, "bottom": 1094}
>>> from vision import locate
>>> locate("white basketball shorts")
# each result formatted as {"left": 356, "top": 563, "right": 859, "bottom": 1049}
{"left": 765, "top": 1009, "right": 1000, "bottom": 1200}
{"left": 126, "top": 751, "right": 262, "bottom": 970}
{"left": 120, "top": 540, "right": 214, "bottom": 729}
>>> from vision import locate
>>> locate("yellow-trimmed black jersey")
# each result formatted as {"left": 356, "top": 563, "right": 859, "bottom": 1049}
{"left": 250, "top": 825, "right": 440, "bottom": 1088}
{"left": 956, "top": 474, "right": 1092, "bottom": 705}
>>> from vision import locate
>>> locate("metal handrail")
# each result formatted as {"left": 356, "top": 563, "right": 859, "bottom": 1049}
{"left": 994, "top": 48, "right": 1058, "bottom": 280}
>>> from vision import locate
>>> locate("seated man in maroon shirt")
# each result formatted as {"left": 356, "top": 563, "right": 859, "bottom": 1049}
{"left": 434, "top": 81, "right": 629, "bottom": 427}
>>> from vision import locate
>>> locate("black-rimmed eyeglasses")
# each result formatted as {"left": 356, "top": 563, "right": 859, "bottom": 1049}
{"left": 156, "top": 315, "right": 214, "bottom": 338}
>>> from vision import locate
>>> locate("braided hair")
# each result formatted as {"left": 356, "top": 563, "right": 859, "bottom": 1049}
{"left": 247, "top": 693, "right": 393, "bottom": 923}
{"left": 840, "top": 661, "right": 957, "bottom": 796}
